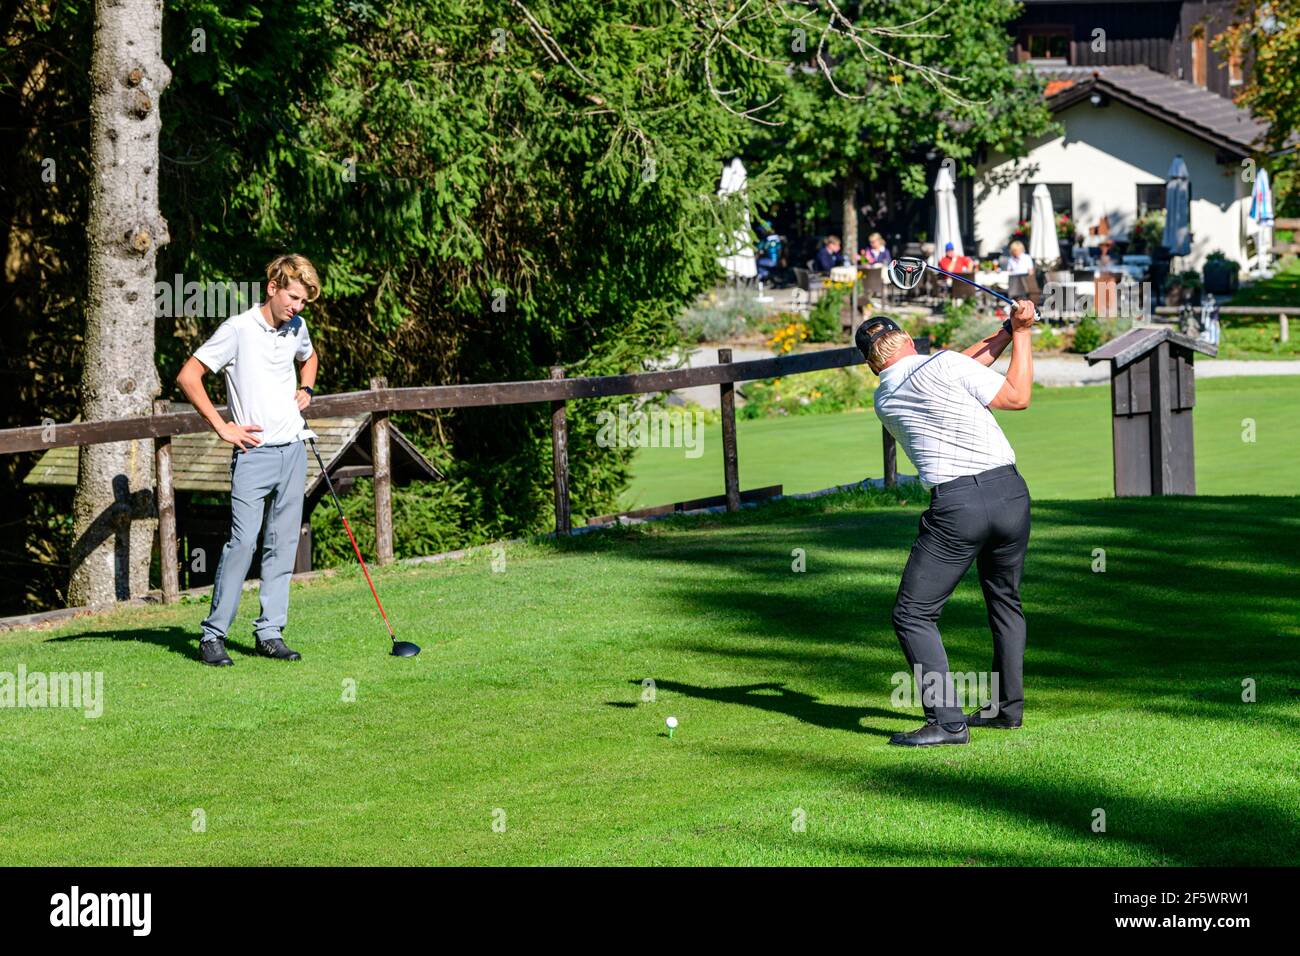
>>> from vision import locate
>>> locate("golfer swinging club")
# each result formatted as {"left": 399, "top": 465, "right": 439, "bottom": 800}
{"left": 857, "top": 298, "right": 1036, "bottom": 746}
{"left": 175, "top": 254, "right": 321, "bottom": 667}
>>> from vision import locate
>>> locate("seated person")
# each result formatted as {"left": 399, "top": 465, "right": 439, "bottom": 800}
{"left": 1096, "top": 239, "right": 1117, "bottom": 268}
{"left": 937, "top": 242, "right": 972, "bottom": 273}
{"left": 861, "top": 232, "right": 891, "bottom": 266}
{"left": 756, "top": 232, "right": 783, "bottom": 282}
{"left": 814, "top": 235, "right": 845, "bottom": 273}
{"left": 1006, "top": 240, "right": 1034, "bottom": 276}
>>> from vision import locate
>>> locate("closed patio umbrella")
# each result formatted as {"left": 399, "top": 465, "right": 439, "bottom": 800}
{"left": 717, "top": 158, "right": 757, "bottom": 281}
{"left": 1028, "top": 183, "right": 1057, "bottom": 266}
{"left": 930, "top": 164, "right": 963, "bottom": 265}
{"left": 1163, "top": 155, "right": 1191, "bottom": 260}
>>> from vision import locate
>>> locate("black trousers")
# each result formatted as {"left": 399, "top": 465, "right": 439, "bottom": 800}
{"left": 891, "top": 464, "right": 1030, "bottom": 724}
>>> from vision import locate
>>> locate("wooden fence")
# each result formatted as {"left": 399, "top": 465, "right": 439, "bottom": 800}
{"left": 1, "top": 345, "right": 898, "bottom": 606}
{"left": 1154, "top": 304, "right": 1300, "bottom": 343}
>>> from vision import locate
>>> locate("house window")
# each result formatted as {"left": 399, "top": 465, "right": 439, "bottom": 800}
{"left": 1228, "top": 46, "right": 1244, "bottom": 86}
{"left": 1020, "top": 28, "right": 1071, "bottom": 63}
{"left": 1137, "top": 184, "right": 1166, "bottom": 217}
{"left": 1019, "top": 184, "right": 1074, "bottom": 227}
{"left": 1191, "top": 26, "right": 1207, "bottom": 87}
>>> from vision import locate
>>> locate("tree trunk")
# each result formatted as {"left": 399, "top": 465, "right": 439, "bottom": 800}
{"left": 68, "top": 0, "right": 171, "bottom": 607}
{"left": 841, "top": 173, "right": 859, "bottom": 261}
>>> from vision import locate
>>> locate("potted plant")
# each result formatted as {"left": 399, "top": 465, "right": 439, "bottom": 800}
{"left": 1165, "top": 269, "right": 1202, "bottom": 307}
{"left": 1055, "top": 212, "right": 1075, "bottom": 266}
{"left": 1202, "top": 250, "right": 1240, "bottom": 295}
{"left": 1129, "top": 209, "right": 1166, "bottom": 255}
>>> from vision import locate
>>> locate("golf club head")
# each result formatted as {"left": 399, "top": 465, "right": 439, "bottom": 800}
{"left": 886, "top": 257, "right": 927, "bottom": 291}
{"left": 391, "top": 641, "right": 421, "bottom": 657}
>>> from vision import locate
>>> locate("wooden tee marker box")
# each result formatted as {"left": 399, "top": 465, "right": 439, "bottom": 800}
{"left": 1086, "top": 327, "right": 1217, "bottom": 497}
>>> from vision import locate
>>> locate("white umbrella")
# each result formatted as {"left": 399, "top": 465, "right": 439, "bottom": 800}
{"left": 1163, "top": 155, "right": 1191, "bottom": 257}
{"left": 1028, "top": 183, "right": 1057, "bottom": 265}
{"left": 1248, "top": 168, "right": 1275, "bottom": 276}
{"left": 717, "top": 158, "right": 757, "bottom": 280}
{"left": 929, "top": 164, "right": 963, "bottom": 265}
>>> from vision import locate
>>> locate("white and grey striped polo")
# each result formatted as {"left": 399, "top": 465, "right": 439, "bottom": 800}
{"left": 873, "top": 350, "right": 1016, "bottom": 489}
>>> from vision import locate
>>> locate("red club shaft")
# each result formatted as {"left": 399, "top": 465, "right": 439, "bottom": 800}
{"left": 339, "top": 514, "right": 394, "bottom": 640}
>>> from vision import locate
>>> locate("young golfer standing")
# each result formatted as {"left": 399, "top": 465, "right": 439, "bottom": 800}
{"left": 175, "top": 254, "right": 321, "bottom": 666}
{"left": 857, "top": 300, "right": 1037, "bottom": 746}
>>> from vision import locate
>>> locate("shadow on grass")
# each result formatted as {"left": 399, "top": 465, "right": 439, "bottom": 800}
{"left": 723, "top": 743, "right": 1299, "bottom": 865}
{"left": 585, "top": 496, "right": 1298, "bottom": 719}
{"left": 581, "top": 494, "right": 1299, "bottom": 863}
{"left": 45, "top": 626, "right": 256, "bottom": 662}
{"left": 624, "top": 679, "right": 905, "bottom": 738}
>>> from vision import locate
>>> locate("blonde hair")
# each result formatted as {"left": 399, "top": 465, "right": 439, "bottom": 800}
{"left": 868, "top": 329, "right": 911, "bottom": 375}
{"left": 1009, "top": 240, "right": 1025, "bottom": 256}
{"left": 265, "top": 254, "right": 321, "bottom": 302}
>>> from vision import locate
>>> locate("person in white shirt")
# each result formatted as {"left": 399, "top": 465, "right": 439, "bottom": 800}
{"left": 856, "top": 300, "right": 1036, "bottom": 746}
{"left": 175, "top": 254, "right": 321, "bottom": 667}
{"left": 1006, "top": 240, "right": 1034, "bottom": 276}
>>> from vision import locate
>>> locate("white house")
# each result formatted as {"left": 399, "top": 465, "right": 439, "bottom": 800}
{"left": 973, "top": 65, "right": 1268, "bottom": 270}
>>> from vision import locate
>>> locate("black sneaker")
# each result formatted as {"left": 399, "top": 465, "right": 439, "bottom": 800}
{"left": 254, "top": 637, "right": 301, "bottom": 661}
{"left": 200, "top": 639, "right": 233, "bottom": 667}
{"left": 889, "top": 720, "right": 969, "bottom": 747}
{"left": 966, "top": 708, "right": 1021, "bottom": 729}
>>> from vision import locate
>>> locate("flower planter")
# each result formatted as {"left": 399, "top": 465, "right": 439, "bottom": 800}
{"left": 1202, "top": 261, "right": 1238, "bottom": 296}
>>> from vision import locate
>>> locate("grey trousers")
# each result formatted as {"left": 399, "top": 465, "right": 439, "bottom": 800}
{"left": 891, "top": 464, "right": 1031, "bottom": 724}
{"left": 200, "top": 441, "right": 308, "bottom": 645}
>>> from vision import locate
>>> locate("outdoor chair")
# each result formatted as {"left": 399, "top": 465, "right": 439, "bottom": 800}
{"left": 859, "top": 266, "right": 888, "bottom": 307}
{"left": 1008, "top": 271, "right": 1042, "bottom": 306}
{"left": 792, "top": 267, "right": 824, "bottom": 312}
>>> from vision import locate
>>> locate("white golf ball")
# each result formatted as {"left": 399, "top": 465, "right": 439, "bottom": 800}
{"left": 666, "top": 716, "right": 678, "bottom": 729}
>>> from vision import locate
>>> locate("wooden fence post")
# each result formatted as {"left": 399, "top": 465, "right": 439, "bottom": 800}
{"left": 550, "top": 366, "right": 571, "bottom": 534}
{"left": 882, "top": 429, "right": 897, "bottom": 488}
{"left": 370, "top": 376, "right": 393, "bottom": 565}
{"left": 718, "top": 348, "right": 741, "bottom": 512}
{"left": 1280, "top": 313, "right": 1289, "bottom": 344}
{"left": 153, "top": 399, "right": 179, "bottom": 603}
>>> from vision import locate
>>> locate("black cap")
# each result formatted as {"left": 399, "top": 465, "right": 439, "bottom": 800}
{"left": 855, "top": 316, "right": 904, "bottom": 361}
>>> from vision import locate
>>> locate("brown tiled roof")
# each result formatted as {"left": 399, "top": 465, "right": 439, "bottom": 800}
{"left": 1037, "top": 65, "right": 1269, "bottom": 156}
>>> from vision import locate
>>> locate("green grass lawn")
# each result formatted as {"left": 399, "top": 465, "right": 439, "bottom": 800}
{"left": 1225, "top": 254, "right": 1300, "bottom": 309}
{"left": 623, "top": 375, "right": 1300, "bottom": 510}
{"left": 1, "top": 490, "right": 1296, "bottom": 865}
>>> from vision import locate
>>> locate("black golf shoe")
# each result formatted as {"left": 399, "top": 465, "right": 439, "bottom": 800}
{"left": 889, "top": 720, "right": 969, "bottom": 747}
{"left": 965, "top": 708, "right": 1021, "bottom": 729}
{"left": 200, "top": 639, "right": 234, "bottom": 667}
{"left": 254, "top": 637, "right": 302, "bottom": 661}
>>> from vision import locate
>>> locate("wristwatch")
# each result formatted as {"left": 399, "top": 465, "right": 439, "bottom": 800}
{"left": 299, "top": 385, "right": 314, "bottom": 396}
{"left": 1001, "top": 319, "right": 1013, "bottom": 336}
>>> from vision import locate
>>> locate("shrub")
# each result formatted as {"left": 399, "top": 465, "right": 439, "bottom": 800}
{"left": 1034, "top": 326, "right": 1062, "bottom": 351}
{"left": 807, "top": 287, "right": 848, "bottom": 342}
{"left": 1166, "top": 269, "right": 1202, "bottom": 292}
{"left": 677, "top": 288, "right": 768, "bottom": 343}
{"left": 1070, "top": 315, "right": 1103, "bottom": 353}
{"left": 929, "top": 299, "right": 1001, "bottom": 350}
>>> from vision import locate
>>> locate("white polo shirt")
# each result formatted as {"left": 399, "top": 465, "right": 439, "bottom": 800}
{"left": 193, "top": 305, "right": 314, "bottom": 446}
{"left": 873, "top": 350, "right": 1016, "bottom": 489}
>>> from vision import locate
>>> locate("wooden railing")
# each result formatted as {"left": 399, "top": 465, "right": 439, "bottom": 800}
{"left": 2, "top": 345, "right": 887, "bottom": 605}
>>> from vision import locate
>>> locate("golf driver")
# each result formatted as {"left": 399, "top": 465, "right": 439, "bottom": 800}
{"left": 302, "top": 418, "right": 420, "bottom": 657}
{"left": 885, "top": 256, "right": 1018, "bottom": 309}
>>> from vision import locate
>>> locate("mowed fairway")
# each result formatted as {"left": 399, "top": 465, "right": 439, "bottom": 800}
{"left": 623, "top": 375, "right": 1300, "bottom": 508}
{"left": 0, "top": 492, "right": 1296, "bottom": 866}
